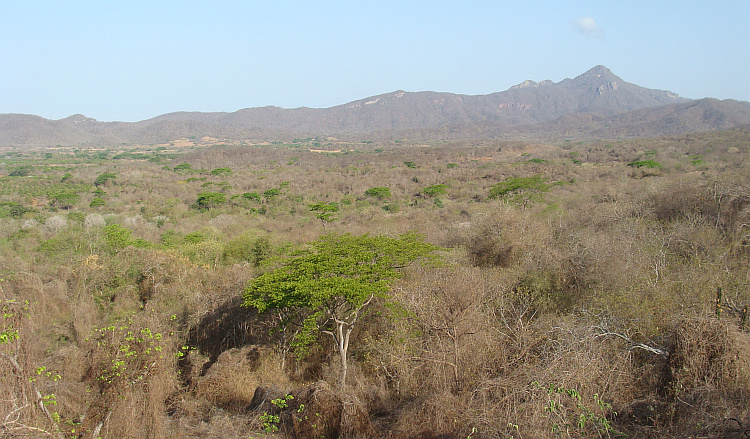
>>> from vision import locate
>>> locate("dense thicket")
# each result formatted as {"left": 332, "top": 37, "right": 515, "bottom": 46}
{"left": 1, "top": 129, "right": 749, "bottom": 438}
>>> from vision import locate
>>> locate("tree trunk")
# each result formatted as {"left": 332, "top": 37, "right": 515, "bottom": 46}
{"left": 334, "top": 321, "right": 353, "bottom": 391}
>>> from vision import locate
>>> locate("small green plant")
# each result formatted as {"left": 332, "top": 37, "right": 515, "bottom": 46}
{"left": 91, "top": 318, "right": 167, "bottom": 391}
{"left": 259, "top": 394, "right": 294, "bottom": 433}
{"left": 1, "top": 298, "right": 27, "bottom": 344}
{"left": 532, "top": 381, "right": 617, "bottom": 438}
{"left": 404, "top": 161, "right": 418, "bottom": 168}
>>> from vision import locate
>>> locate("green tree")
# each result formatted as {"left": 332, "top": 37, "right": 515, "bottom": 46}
{"left": 242, "top": 192, "right": 261, "bottom": 201}
{"left": 421, "top": 184, "right": 448, "bottom": 198}
{"left": 488, "top": 174, "right": 550, "bottom": 206}
{"left": 364, "top": 187, "right": 391, "bottom": 200}
{"left": 263, "top": 188, "right": 280, "bottom": 200}
{"left": 89, "top": 197, "right": 105, "bottom": 208}
{"left": 103, "top": 224, "right": 133, "bottom": 253}
{"left": 211, "top": 167, "right": 233, "bottom": 176}
{"left": 309, "top": 202, "right": 339, "bottom": 225}
{"left": 195, "top": 192, "right": 227, "bottom": 209}
{"left": 94, "top": 172, "right": 117, "bottom": 187}
{"left": 50, "top": 192, "right": 80, "bottom": 209}
{"left": 8, "top": 165, "right": 32, "bottom": 177}
{"left": 243, "top": 232, "right": 441, "bottom": 390}
{"left": 173, "top": 163, "right": 193, "bottom": 173}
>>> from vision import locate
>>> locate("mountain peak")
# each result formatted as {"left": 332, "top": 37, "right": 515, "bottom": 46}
{"left": 575, "top": 65, "right": 621, "bottom": 82}
{"left": 61, "top": 114, "right": 96, "bottom": 123}
{"left": 510, "top": 79, "right": 553, "bottom": 90}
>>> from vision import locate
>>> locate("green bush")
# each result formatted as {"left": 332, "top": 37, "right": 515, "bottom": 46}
{"left": 242, "top": 192, "right": 261, "bottom": 201}
{"left": 309, "top": 202, "right": 339, "bottom": 223}
{"left": 488, "top": 174, "right": 550, "bottom": 205}
{"left": 421, "top": 184, "right": 448, "bottom": 198}
{"left": 0, "top": 202, "right": 31, "bottom": 218}
{"left": 8, "top": 165, "right": 32, "bottom": 177}
{"left": 263, "top": 188, "right": 280, "bottom": 200}
{"left": 195, "top": 192, "right": 227, "bottom": 209}
{"left": 173, "top": 163, "right": 193, "bottom": 172}
{"left": 103, "top": 224, "right": 134, "bottom": 253}
{"left": 94, "top": 172, "right": 117, "bottom": 186}
{"left": 50, "top": 192, "right": 81, "bottom": 209}
{"left": 365, "top": 187, "right": 391, "bottom": 200}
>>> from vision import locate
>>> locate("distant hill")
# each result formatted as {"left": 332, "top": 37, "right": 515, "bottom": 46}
{"left": 2, "top": 65, "right": 749, "bottom": 147}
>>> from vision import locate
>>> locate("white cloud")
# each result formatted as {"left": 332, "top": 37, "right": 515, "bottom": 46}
{"left": 572, "top": 16, "right": 603, "bottom": 38}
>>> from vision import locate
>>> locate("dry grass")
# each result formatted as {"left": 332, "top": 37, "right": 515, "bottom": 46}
{"left": 1, "top": 134, "right": 749, "bottom": 438}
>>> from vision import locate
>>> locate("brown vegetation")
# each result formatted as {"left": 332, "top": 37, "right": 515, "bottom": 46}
{"left": 0, "top": 128, "right": 749, "bottom": 438}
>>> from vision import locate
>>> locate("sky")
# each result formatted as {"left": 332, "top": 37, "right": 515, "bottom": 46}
{"left": 1, "top": 1, "right": 748, "bottom": 122}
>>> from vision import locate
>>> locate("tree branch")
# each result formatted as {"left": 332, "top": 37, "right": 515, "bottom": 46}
{"left": 592, "top": 326, "right": 669, "bottom": 359}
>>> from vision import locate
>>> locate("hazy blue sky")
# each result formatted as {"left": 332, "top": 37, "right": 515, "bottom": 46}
{"left": 2, "top": 1, "right": 748, "bottom": 122}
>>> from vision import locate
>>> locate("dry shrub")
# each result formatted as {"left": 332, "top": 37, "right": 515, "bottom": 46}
{"left": 389, "top": 391, "right": 471, "bottom": 439}
{"left": 670, "top": 318, "right": 750, "bottom": 393}
{"left": 165, "top": 408, "right": 255, "bottom": 439}
{"left": 468, "top": 317, "right": 634, "bottom": 438}
{"left": 460, "top": 205, "right": 549, "bottom": 268}
{"left": 192, "top": 345, "right": 286, "bottom": 411}
{"left": 79, "top": 310, "right": 180, "bottom": 439}
{"left": 1, "top": 298, "right": 63, "bottom": 438}
{"left": 668, "top": 318, "right": 750, "bottom": 425}
{"left": 383, "top": 264, "right": 500, "bottom": 397}
{"left": 280, "top": 381, "right": 374, "bottom": 439}
{"left": 649, "top": 181, "right": 718, "bottom": 222}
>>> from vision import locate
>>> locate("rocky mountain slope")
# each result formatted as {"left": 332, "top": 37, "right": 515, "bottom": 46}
{"left": 2, "top": 65, "right": 748, "bottom": 146}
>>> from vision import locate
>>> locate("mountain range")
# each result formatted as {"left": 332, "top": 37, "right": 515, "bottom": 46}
{"left": 2, "top": 65, "right": 750, "bottom": 147}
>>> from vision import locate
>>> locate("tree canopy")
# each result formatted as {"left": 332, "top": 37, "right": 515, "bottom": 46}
{"left": 243, "top": 231, "right": 441, "bottom": 389}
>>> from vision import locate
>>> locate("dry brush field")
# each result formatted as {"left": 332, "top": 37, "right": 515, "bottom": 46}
{"left": 1, "top": 128, "right": 750, "bottom": 438}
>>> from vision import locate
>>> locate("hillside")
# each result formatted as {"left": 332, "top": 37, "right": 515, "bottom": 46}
{"left": 7, "top": 65, "right": 749, "bottom": 147}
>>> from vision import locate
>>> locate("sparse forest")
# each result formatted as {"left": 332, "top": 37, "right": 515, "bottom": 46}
{"left": 1, "top": 128, "right": 750, "bottom": 439}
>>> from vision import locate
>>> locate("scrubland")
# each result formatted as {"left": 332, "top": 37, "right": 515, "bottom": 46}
{"left": 1, "top": 128, "right": 749, "bottom": 438}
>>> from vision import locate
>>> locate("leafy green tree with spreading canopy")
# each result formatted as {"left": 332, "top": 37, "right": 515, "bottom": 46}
{"left": 309, "top": 202, "right": 339, "bottom": 226}
{"left": 243, "top": 232, "right": 441, "bottom": 390}
{"left": 50, "top": 192, "right": 80, "bottom": 209}
{"left": 364, "top": 187, "right": 391, "bottom": 200}
{"left": 195, "top": 192, "right": 227, "bottom": 209}
{"left": 421, "top": 184, "right": 448, "bottom": 198}
{"left": 94, "top": 172, "right": 117, "bottom": 187}
{"left": 488, "top": 174, "right": 550, "bottom": 206}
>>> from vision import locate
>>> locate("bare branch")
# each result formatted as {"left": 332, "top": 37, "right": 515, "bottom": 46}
{"left": 592, "top": 326, "right": 669, "bottom": 359}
